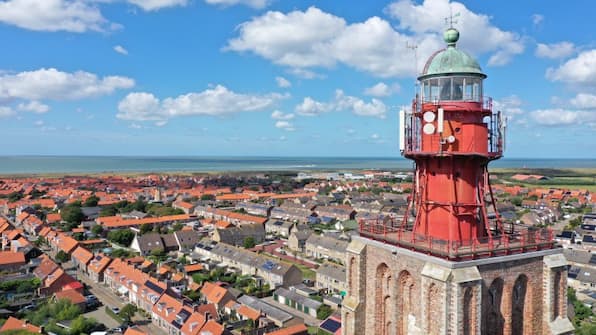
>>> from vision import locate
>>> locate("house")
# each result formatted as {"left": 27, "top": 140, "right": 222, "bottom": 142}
{"left": 151, "top": 292, "right": 193, "bottom": 335}
{"left": 315, "top": 205, "right": 356, "bottom": 222}
{"left": 194, "top": 241, "right": 303, "bottom": 288}
{"left": 200, "top": 281, "right": 234, "bottom": 310}
{"left": 54, "top": 288, "right": 87, "bottom": 310}
{"left": 287, "top": 227, "right": 312, "bottom": 253}
{"left": 212, "top": 223, "right": 265, "bottom": 246}
{"left": 237, "top": 202, "right": 273, "bottom": 217}
{"left": 304, "top": 234, "right": 348, "bottom": 264}
{"left": 265, "top": 219, "right": 294, "bottom": 238}
{"left": 273, "top": 287, "right": 321, "bottom": 318}
{"left": 0, "top": 251, "right": 26, "bottom": 272}
{"left": 238, "top": 295, "right": 301, "bottom": 328}
{"left": 0, "top": 316, "right": 42, "bottom": 333}
{"left": 174, "top": 230, "right": 203, "bottom": 252}
{"left": 87, "top": 254, "right": 112, "bottom": 283}
{"left": 173, "top": 201, "right": 196, "bottom": 214}
{"left": 49, "top": 233, "right": 79, "bottom": 256}
{"left": 315, "top": 262, "right": 346, "bottom": 294}
{"left": 71, "top": 246, "right": 94, "bottom": 274}
{"left": 129, "top": 232, "right": 179, "bottom": 256}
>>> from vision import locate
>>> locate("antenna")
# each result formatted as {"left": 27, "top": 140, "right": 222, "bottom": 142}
{"left": 406, "top": 41, "right": 419, "bottom": 97}
{"left": 445, "top": 9, "right": 461, "bottom": 28}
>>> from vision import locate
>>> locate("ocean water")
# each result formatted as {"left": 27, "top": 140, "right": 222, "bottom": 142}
{"left": 0, "top": 156, "right": 594, "bottom": 174}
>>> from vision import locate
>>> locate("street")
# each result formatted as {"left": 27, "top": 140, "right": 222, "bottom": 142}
{"left": 77, "top": 271, "right": 166, "bottom": 335}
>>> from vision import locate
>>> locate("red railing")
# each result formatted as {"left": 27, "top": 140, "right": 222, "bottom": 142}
{"left": 358, "top": 218, "right": 555, "bottom": 261}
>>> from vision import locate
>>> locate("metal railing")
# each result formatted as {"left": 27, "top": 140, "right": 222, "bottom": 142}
{"left": 403, "top": 97, "right": 503, "bottom": 158}
{"left": 358, "top": 218, "right": 555, "bottom": 261}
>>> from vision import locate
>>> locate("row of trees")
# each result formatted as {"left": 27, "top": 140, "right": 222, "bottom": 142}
{"left": 26, "top": 299, "right": 99, "bottom": 335}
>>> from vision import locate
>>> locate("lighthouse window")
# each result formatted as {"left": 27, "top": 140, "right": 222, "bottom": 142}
{"left": 440, "top": 78, "right": 452, "bottom": 100}
{"left": 430, "top": 79, "right": 440, "bottom": 101}
{"left": 464, "top": 79, "right": 473, "bottom": 100}
{"left": 452, "top": 77, "right": 464, "bottom": 100}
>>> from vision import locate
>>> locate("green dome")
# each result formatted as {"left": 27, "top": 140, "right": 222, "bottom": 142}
{"left": 419, "top": 28, "right": 486, "bottom": 80}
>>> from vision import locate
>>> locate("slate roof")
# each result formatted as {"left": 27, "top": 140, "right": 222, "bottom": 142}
{"left": 316, "top": 262, "right": 346, "bottom": 283}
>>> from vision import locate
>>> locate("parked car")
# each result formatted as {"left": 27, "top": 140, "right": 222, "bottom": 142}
{"left": 110, "top": 306, "right": 120, "bottom": 314}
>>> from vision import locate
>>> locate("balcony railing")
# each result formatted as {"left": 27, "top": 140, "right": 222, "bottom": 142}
{"left": 403, "top": 97, "right": 504, "bottom": 158}
{"left": 358, "top": 218, "right": 556, "bottom": 261}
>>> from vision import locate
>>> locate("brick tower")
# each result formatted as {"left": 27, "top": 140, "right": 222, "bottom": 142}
{"left": 342, "top": 28, "right": 574, "bottom": 335}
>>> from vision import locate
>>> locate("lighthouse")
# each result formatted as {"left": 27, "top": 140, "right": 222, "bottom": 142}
{"left": 342, "top": 28, "right": 574, "bottom": 335}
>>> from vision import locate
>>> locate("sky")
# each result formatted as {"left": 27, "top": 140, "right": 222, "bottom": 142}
{"left": 0, "top": 0, "right": 595, "bottom": 158}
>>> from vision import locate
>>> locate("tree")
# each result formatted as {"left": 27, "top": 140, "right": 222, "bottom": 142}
{"left": 7, "top": 191, "right": 23, "bottom": 203}
{"left": 119, "top": 303, "right": 137, "bottom": 321}
{"left": 200, "top": 194, "right": 215, "bottom": 201}
{"left": 243, "top": 236, "right": 256, "bottom": 249}
{"left": 511, "top": 196, "right": 523, "bottom": 207}
{"left": 55, "top": 250, "right": 70, "bottom": 263}
{"left": 60, "top": 204, "right": 84, "bottom": 224}
{"left": 69, "top": 315, "right": 98, "bottom": 334}
{"left": 139, "top": 223, "right": 153, "bottom": 235}
{"left": 316, "top": 305, "right": 333, "bottom": 320}
{"left": 172, "top": 222, "right": 184, "bottom": 231}
{"left": 107, "top": 229, "right": 135, "bottom": 247}
{"left": 84, "top": 194, "right": 100, "bottom": 207}
{"left": 91, "top": 225, "right": 104, "bottom": 236}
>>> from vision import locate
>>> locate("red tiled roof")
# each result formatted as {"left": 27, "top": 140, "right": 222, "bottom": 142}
{"left": 0, "top": 317, "right": 41, "bottom": 333}
{"left": 71, "top": 246, "right": 94, "bottom": 265}
{"left": 54, "top": 288, "right": 86, "bottom": 305}
{"left": 265, "top": 324, "right": 308, "bottom": 335}
{"left": 0, "top": 251, "right": 25, "bottom": 266}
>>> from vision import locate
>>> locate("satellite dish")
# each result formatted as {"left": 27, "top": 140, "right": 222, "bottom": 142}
{"left": 423, "top": 111, "right": 436, "bottom": 123}
{"left": 423, "top": 123, "right": 435, "bottom": 135}
{"left": 447, "top": 135, "right": 456, "bottom": 143}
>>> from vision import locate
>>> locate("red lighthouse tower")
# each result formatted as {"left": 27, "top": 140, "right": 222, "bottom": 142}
{"left": 345, "top": 27, "right": 573, "bottom": 335}
{"left": 400, "top": 27, "right": 504, "bottom": 246}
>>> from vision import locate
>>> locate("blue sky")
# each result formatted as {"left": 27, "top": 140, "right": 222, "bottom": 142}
{"left": 0, "top": 0, "right": 595, "bottom": 158}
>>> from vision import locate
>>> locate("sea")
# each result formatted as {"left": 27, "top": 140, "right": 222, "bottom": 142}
{"left": 0, "top": 156, "right": 594, "bottom": 174}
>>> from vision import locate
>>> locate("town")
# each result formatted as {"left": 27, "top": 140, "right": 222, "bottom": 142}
{"left": 0, "top": 170, "right": 593, "bottom": 335}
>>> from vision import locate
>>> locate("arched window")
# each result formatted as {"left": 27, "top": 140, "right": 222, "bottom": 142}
{"left": 484, "top": 278, "right": 504, "bottom": 335}
{"left": 511, "top": 275, "right": 528, "bottom": 335}
{"left": 427, "top": 283, "right": 441, "bottom": 335}
{"left": 376, "top": 263, "right": 391, "bottom": 335}
{"left": 397, "top": 270, "right": 415, "bottom": 335}
{"left": 463, "top": 287, "right": 476, "bottom": 335}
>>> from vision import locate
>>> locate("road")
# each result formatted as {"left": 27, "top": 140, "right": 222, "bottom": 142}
{"left": 77, "top": 271, "right": 166, "bottom": 335}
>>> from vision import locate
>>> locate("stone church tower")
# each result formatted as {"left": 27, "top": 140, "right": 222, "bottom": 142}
{"left": 342, "top": 28, "right": 574, "bottom": 335}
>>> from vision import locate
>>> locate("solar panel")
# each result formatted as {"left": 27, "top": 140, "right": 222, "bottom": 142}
{"left": 145, "top": 280, "right": 165, "bottom": 294}
{"left": 320, "top": 318, "right": 341, "bottom": 333}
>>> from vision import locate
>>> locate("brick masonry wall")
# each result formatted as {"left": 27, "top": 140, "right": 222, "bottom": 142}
{"left": 344, "top": 238, "right": 569, "bottom": 335}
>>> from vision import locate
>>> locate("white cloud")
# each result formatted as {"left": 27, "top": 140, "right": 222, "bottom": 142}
{"left": 227, "top": 3, "right": 523, "bottom": 78}
{"left": 0, "top": 68, "right": 134, "bottom": 101}
{"left": 335, "top": 90, "right": 387, "bottom": 118}
{"left": 532, "top": 14, "right": 544, "bottom": 26}
{"left": 126, "top": 0, "right": 187, "bottom": 11}
{"left": 364, "top": 82, "right": 399, "bottom": 97}
{"left": 530, "top": 108, "right": 596, "bottom": 126}
{"left": 493, "top": 95, "right": 523, "bottom": 116}
{"left": 295, "top": 97, "right": 333, "bottom": 116}
{"left": 226, "top": 7, "right": 345, "bottom": 68}
{"left": 0, "top": 0, "right": 112, "bottom": 32}
{"left": 546, "top": 50, "right": 596, "bottom": 85}
{"left": 275, "top": 120, "right": 295, "bottom": 131}
{"left": 0, "top": 106, "right": 15, "bottom": 118}
{"left": 17, "top": 100, "right": 50, "bottom": 113}
{"left": 204, "top": 0, "right": 270, "bottom": 9}
{"left": 275, "top": 76, "right": 291, "bottom": 88}
{"left": 386, "top": 0, "right": 525, "bottom": 67}
{"left": 114, "top": 45, "right": 128, "bottom": 55}
{"left": 570, "top": 93, "right": 596, "bottom": 109}
{"left": 271, "top": 110, "right": 294, "bottom": 120}
{"left": 535, "top": 42, "right": 575, "bottom": 59}
{"left": 117, "top": 85, "right": 285, "bottom": 122}
{"left": 34, "top": 120, "right": 44, "bottom": 126}
{"left": 295, "top": 90, "right": 387, "bottom": 118}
